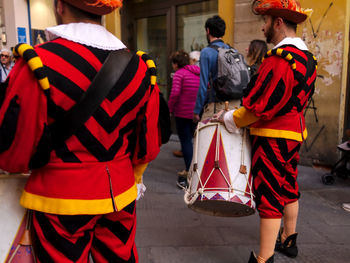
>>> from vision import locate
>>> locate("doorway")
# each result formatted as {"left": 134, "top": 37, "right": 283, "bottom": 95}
{"left": 121, "top": 0, "right": 218, "bottom": 99}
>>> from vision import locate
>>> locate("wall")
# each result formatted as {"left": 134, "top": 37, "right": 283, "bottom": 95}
{"left": 233, "top": 0, "right": 266, "bottom": 55}
{"left": 2, "top": 0, "right": 121, "bottom": 48}
{"left": 2, "top": 0, "right": 55, "bottom": 49}
{"left": 218, "top": 0, "right": 235, "bottom": 46}
{"left": 29, "top": 0, "right": 55, "bottom": 45}
{"left": 30, "top": 0, "right": 55, "bottom": 29}
{"left": 229, "top": 0, "right": 350, "bottom": 165}
{"left": 298, "top": 0, "right": 349, "bottom": 164}
{"left": 3, "top": 0, "right": 30, "bottom": 49}
{"left": 105, "top": 9, "right": 121, "bottom": 38}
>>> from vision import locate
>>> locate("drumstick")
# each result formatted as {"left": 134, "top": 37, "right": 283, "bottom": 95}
{"left": 193, "top": 124, "right": 199, "bottom": 172}
{"left": 0, "top": 173, "right": 30, "bottom": 179}
{"left": 215, "top": 124, "right": 220, "bottom": 168}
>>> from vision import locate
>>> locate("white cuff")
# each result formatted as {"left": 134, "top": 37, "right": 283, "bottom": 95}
{"left": 223, "top": 110, "right": 240, "bottom": 133}
{"left": 136, "top": 183, "right": 147, "bottom": 200}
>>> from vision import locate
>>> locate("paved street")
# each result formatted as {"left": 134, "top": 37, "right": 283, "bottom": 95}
{"left": 136, "top": 136, "right": 350, "bottom": 263}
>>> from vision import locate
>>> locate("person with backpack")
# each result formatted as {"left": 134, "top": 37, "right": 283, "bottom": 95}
{"left": 193, "top": 15, "right": 250, "bottom": 122}
{"left": 212, "top": 1, "right": 316, "bottom": 262}
{"left": 0, "top": 0, "right": 161, "bottom": 261}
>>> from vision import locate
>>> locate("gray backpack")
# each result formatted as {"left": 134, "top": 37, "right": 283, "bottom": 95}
{"left": 210, "top": 45, "right": 250, "bottom": 101}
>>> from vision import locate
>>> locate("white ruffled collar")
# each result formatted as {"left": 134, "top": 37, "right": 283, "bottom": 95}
{"left": 274, "top": 37, "right": 308, "bottom": 51}
{"left": 45, "top": 23, "right": 126, "bottom": 50}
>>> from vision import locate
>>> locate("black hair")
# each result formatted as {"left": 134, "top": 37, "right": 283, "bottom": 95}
{"left": 170, "top": 50, "right": 190, "bottom": 69}
{"left": 284, "top": 19, "right": 297, "bottom": 32}
{"left": 205, "top": 15, "right": 226, "bottom": 38}
{"left": 269, "top": 16, "right": 297, "bottom": 33}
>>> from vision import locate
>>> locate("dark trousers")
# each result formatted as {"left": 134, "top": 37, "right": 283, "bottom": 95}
{"left": 175, "top": 117, "right": 196, "bottom": 171}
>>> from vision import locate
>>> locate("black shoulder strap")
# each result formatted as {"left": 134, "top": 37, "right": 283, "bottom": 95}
{"left": 29, "top": 49, "right": 133, "bottom": 169}
{"left": 209, "top": 44, "right": 237, "bottom": 53}
{"left": 50, "top": 49, "right": 133, "bottom": 145}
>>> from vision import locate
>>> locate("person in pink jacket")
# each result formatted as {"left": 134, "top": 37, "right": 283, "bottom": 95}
{"left": 168, "top": 50, "right": 200, "bottom": 188}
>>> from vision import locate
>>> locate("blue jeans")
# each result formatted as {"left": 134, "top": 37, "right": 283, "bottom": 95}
{"left": 175, "top": 117, "right": 196, "bottom": 171}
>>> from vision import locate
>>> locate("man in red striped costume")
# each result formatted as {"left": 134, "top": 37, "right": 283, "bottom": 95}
{"left": 0, "top": 0, "right": 160, "bottom": 262}
{"left": 213, "top": 1, "right": 317, "bottom": 262}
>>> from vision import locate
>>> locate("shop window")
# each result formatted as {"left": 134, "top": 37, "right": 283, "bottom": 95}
{"left": 136, "top": 16, "right": 167, "bottom": 97}
{"left": 177, "top": 0, "right": 218, "bottom": 53}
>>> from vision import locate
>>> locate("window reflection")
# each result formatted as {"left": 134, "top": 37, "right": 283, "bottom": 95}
{"left": 177, "top": 0, "right": 218, "bottom": 53}
{"left": 136, "top": 16, "right": 168, "bottom": 97}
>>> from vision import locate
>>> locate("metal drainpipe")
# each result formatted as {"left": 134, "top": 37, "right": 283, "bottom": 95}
{"left": 26, "top": 0, "right": 33, "bottom": 45}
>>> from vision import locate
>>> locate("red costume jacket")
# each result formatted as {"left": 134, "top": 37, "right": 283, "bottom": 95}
{"left": 0, "top": 38, "right": 160, "bottom": 215}
{"left": 238, "top": 45, "right": 317, "bottom": 142}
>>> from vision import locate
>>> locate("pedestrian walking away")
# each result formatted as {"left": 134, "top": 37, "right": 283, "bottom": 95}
{"left": 212, "top": 0, "right": 316, "bottom": 262}
{"left": 193, "top": 15, "right": 243, "bottom": 123}
{"left": 0, "top": 0, "right": 161, "bottom": 262}
{"left": 168, "top": 50, "right": 200, "bottom": 189}
{"left": 172, "top": 50, "right": 201, "bottom": 160}
{"left": 189, "top": 50, "right": 201, "bottom": 66}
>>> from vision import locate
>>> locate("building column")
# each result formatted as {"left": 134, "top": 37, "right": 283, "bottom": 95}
{"left": 105, "top": 9, "right": 121, "bottom": 39}
{"left": 218, "top": 0, "right": 235, "bottom": 45}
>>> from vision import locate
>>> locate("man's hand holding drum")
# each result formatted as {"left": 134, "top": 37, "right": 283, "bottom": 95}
{"left": 211, "top": 109, "right": 240, "bottom": 134}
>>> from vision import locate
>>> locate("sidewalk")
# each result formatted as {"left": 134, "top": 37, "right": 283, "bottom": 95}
{"left": 136, "top": 136, "right": 350, "bottom": 263}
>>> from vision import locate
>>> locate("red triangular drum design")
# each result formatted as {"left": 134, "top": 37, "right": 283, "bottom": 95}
{"left": 246, "top": 200, "right": 252, "bottom": 207}
{"left": 211, "top": 193, "right": 226, "bottom": 200}
{"left": 230, "top": 195, "right": 243, "bottom": 204}
{"left": 198, "top": 127, "right": 231, "bottom": 192}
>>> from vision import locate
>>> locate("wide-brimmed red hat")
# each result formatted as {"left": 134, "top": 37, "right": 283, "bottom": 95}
{"left": 252, "top": 0, "right": 312, "bottom": 24}
{"left": 63, "top": 0, "right": 123, "bottom": 15}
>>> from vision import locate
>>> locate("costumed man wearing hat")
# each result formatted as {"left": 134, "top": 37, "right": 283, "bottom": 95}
{"left": 212, "top": 0, "right": 317, "bottom": 262}
{"left": 0, "top": 0, "right": 161, "bottom": 262}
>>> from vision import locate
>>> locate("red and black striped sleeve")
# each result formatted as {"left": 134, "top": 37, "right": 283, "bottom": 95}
{"left": 131, "top": 52, "right": 160, "bottom": 165}
{"left": 243, "top": 55, "right": 296, "bottom": 120}
{"left": 0, "top": 56, "right": 48, "bottom": 173}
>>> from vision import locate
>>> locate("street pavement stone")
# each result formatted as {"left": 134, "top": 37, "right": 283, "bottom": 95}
{"left": 136, "top": 136, "right": 350, "bottom": 263}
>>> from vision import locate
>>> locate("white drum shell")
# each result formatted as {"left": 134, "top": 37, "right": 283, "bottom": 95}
{"left": 0, "top": 175, "right": 27, "bottom": 262}
{"left": 186, "top": 122, "right": 255, "bottom": 217}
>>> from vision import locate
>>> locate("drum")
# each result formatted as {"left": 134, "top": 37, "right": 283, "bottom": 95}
{"left": 184, "top": 121, "right": 255, "bottom": 217}
{"left": 0, "top": 173, "right": 35, "bottom": 263}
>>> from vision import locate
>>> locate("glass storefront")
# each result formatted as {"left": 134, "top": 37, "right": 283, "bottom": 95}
{"left": 177, "top": 1, "right": 218, "bottom": 53}
{"left": 124, "top": 0, "right": 218, "bottom": 98}
{"left": 136, "top": 16, "right": 168, "bottom": 97}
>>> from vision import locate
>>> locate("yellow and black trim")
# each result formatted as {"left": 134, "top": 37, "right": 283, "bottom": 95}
{"left": 264, "top": 48, "right": 318, "bottom": 72}
{"left": 13, "top": 43, "right": 50, "bottom": 92}
{"left": 313, "top": 55, "right": 318, "bottom": 70}
{"left": 136, "top": 51, "right": 157, "bottom": 87}
{"left": 264, "top": 48, "right": 297, "bottom": 70}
